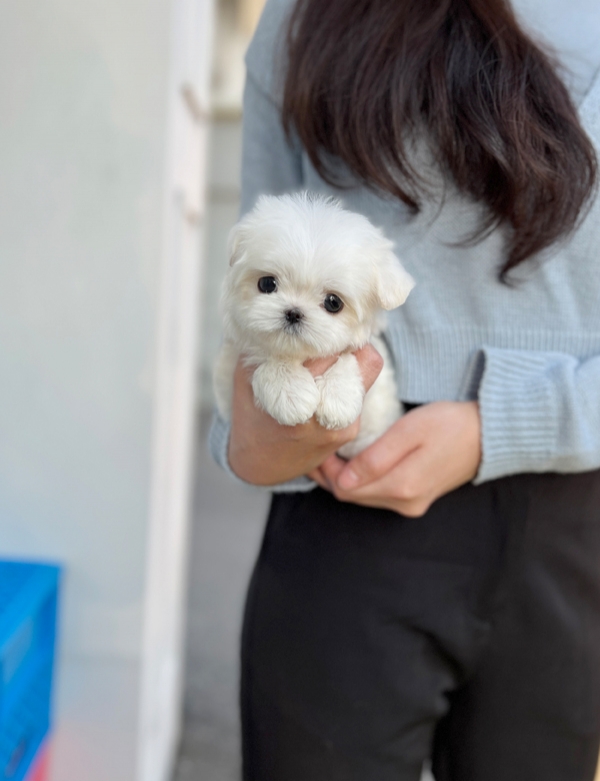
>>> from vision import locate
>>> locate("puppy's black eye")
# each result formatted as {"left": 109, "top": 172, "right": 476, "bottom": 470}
{"left": 257, "top": 276, "right": 277, "bottom": 294}
{"left": 324, "top": 294, "right": 344, "bottom": 313}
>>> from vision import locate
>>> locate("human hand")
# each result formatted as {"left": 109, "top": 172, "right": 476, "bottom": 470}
{"left": 228, "top": 345, "right": 384, "bottom": 486}
{"left": 308, "top": 401, "right": 482, "bottom": 517}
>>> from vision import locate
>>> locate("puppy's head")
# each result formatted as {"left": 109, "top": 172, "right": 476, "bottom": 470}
{"left": 222, "top": 193, "right": 414, "bottom": 359}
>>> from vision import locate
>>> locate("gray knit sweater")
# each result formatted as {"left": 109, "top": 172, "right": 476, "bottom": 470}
{"left": 210, "top": 0, "right": 600, "bottom": 491}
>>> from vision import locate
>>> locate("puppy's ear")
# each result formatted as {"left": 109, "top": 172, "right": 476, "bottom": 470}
{"left": 228, "top": 195, "right": 274, "bottom": 265}
{"left": 375, "top": 249, "right": 415, "bottom": 310}
{"left": 227, "top": 222, "right": 247, "bottom": 266}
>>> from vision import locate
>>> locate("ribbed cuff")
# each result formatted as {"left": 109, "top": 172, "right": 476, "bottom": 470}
{"left": 208, "top": 412, "right": 317, "bottom": 494}
{"left": 472, "top": 348, "right": 560, "bottom": 484}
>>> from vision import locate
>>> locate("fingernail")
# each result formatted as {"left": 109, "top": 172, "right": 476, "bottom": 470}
{"left": 338, "top": 469, "right": 359, "bottom": 490}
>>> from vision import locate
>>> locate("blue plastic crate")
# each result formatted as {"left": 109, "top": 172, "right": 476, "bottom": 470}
{"left": 0, "top": 562, "right": 60, "bottom": 781}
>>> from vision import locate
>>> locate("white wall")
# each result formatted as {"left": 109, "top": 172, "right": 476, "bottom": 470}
{"left": 0, "top": 0, "right": 213, "bottom": 778}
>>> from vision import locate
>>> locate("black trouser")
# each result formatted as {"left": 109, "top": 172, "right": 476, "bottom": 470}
{"left": 241, "top": 472, "right": 600, "bottom": 780}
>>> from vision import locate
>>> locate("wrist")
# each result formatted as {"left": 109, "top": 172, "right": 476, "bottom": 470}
{"left": 463, "top": 400, "right": 482, "bottom": 478}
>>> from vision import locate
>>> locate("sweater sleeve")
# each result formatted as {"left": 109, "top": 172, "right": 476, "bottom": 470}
{"left": 472, "top": 347, "right": 600, "bottom": 484}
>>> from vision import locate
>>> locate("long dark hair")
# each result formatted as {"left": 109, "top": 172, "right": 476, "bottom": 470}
{"left": 282, "top": 0, "right": 598, "bottom": 277}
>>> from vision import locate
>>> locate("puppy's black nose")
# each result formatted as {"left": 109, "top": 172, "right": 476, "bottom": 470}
{"left": 285, "top": 308, "right": 304, "bottom": 325}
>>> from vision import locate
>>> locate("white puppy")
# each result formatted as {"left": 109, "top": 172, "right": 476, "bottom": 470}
{"left": 213, "top": 192, "right": 414, "bottom": 458}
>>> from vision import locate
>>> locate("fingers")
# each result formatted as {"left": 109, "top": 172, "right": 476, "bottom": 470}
{"left": 353, "top": 344, "right": 384, "bottom": 392}
{"left": 315, "top": 454, "right": 346, "bottom": 485}
{"left": 338, "top": 458, "right": 423, "bottom": 504}
{"left": 308, "top": 455, "right": 347, "bottom": 493}
{"left": 335, "top": 418, "right": 420, "bottom": 490}
{"left": 304, "top": 355, "right": 339, "bottom": 378}
{"left": 312, "top": 402, "right": 481, "bottom": 519}
{"left": 305, "top": 344, "right": 383, "bottom": 391}
{"left": 322, "top": 453, "right": 433, "bottom": 518}
{"left": 307, "top": 467, "right": 331, "bottom": 490}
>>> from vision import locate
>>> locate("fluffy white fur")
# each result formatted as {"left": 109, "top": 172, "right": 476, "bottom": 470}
{"left": 213, "top": 192, "right": 415, "bottom": 458}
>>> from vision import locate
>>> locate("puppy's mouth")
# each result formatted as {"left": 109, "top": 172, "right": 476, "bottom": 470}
{"left": 282, "top": 324, "right": 304, "bottom": 339}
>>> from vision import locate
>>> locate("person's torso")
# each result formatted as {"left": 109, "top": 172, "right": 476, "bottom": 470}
{"left": 246, "top": 0, "right": 600, "bottom": 401}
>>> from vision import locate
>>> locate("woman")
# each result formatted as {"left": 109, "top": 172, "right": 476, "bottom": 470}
{"left": 210, "top": 0, "right": 600, "bottom": 778}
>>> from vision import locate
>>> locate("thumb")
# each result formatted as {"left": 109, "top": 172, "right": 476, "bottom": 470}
{"left": 336, "top": 417, "right": 419, "bottom": 490}
{"left": 304, "top": 354, "right": 339, "bottom": 378}
{"left": 305, "top": 344, "right": 383, "bottom": 388}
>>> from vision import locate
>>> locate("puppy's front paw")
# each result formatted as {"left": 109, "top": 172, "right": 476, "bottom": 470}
{"left": 252, "top": 362, "right": 319, "bottom": 426}
{"left": 315, "top": 354, "right": 365, "bottom": 430}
